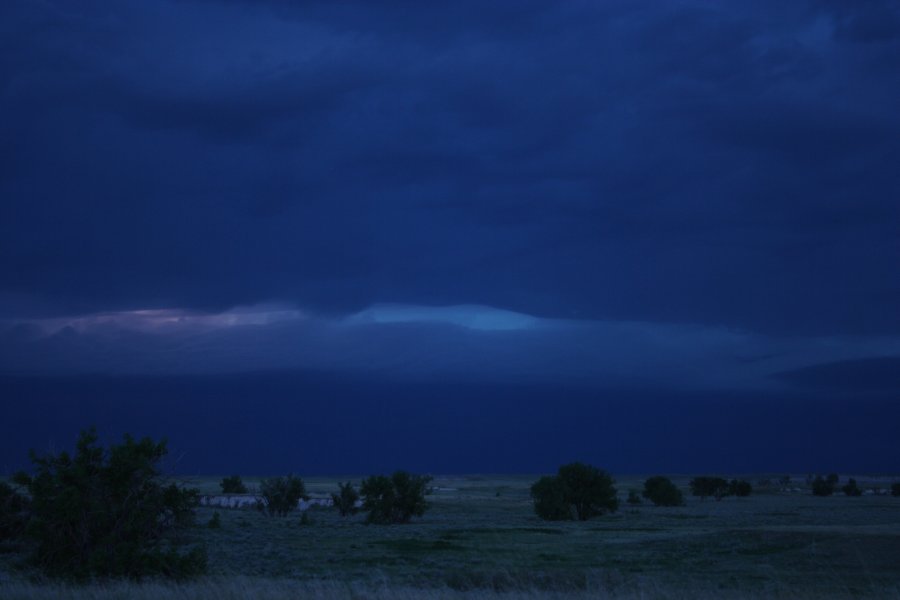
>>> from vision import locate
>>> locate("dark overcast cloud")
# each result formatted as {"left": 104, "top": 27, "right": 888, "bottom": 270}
{"left": 1, "top": 0, "right": 899, "bottom": 381}
{"left": 1, "top": 0, "right": 899, "bottom": 473}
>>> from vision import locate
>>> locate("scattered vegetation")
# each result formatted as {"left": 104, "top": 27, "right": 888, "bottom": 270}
{"left": 13, "top": 427, "right": 205, "bottom": 579}
{"left": 220, "top": 475, "right": 248, "bottom": 494}
{"left": 530, "top": 462, "right": 618, "bottom": 521}
{"left": 360, "top": 471, "right": 433, "bottom": 524}
{"left": 812, "top": 474, "right": 839, "bottom": 497}
{"left": 331, "top": 481, "right": 360, "bottom": 517}
{"left": 642, "top": 476, "right": 684, "bottom": 507}
{"left": 728, "top": 479, "right": 753, "bottom": 497}
{"left": 259, "top": 475, "right": 307, "bottom": 517}
{"left": 841, "top": 478, "right": 862, "bottom": 497}
{"left": 689, "top": 476, "right": 729, "bottom": 500}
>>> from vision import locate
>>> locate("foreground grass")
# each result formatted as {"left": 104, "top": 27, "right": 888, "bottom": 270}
{"left": 2, "top": 578, "right": 898, "bottom": 600}
{"left": 2, "top": 475, "right": 899, "bottom": 597}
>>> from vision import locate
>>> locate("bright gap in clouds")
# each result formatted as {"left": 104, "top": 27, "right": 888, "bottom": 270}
{"left": 343, "top": 304, "right": 542, "bottom": 331}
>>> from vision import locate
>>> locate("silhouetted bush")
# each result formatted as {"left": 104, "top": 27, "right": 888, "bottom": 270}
{"left": 626, "top": 490, "right": 642, "bottom": 505}
{"left": 812, "top": 475, "right": 836, "bottom": 496}
{"left": 728, "top": 479, "right": 753, "bottom": 497}
{"left": 0, "top": 480, "right": 30, "bottom": 542}
{"left": 331, "top": 481, "right": 360, "bottom": 517}
{"left": 842, "top": 478, "right": 862, "bottom": 497}
{"left": 642, "top": 476, "right": 684, "bottom": 506}
{"left": 531, "top": 462, "right": 618, "bottom": 521}
{"left": 207, "top": 511, "right": 221, "bottom": 529}
{"left": 360, "top": 471, "right": 432, "bottom": 524}
{"left": 14, "top": 428, "right": 205, "bottom": 580}
{"left": 689, "top": 476, "right": 729, "bottom": 500}
{"left": 892, "top": 483, "right": 900, "bottom": 497}
{"left": 220, "top": 475, "right": 248, "bottom": 494}
{"left": 259, "top": 475, "right": 307, "bottom": 517}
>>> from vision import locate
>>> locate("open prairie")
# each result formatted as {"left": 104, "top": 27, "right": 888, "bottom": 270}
{"left": 2, "top": 475, "right": 899, "bottom": 598}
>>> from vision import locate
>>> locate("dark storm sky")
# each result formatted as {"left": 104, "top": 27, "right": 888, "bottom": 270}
{"left": 1, "top": 1, "right": 899, "bottom": 475}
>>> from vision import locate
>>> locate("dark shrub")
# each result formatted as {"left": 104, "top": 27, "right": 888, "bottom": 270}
{"left": 0, "top": 480, "right": 30, "bottom": 541}
{"left": 642, "top": 476, "right": 684, "bottom": 506}
{"left": 689, "top": 476, "right": 729, "bottom": 500}
{"left": 220, "top": 475, "right": 248, "bottom": 494}
{"left": 360, "top": 471, "right": 432, "bottom": 524}
{"left": 531, "top": 462, "right": 618, "bottom": 521}
{"left": 812, "top": 475, "right": 835, "bottom": 496}
{"left": 842, "top": 478, "right": 862, "bottom": 497}
{"left": 892, "top": 483, "right": 900, "bottom": 497}
{"left": 14, "top": 428, "right": 205, "bottom": 580}
{"left": 207, "top": 511, "right": 221, "bottom": 529}
{"left": 530, "top": 475, "right": 571, "bottom": 520}
{"left": 728, "top": 479, "right": 753, "bottom": 497}
{"left": 259, "top": 475, "right": 307, "bottom": 517}
{"left": 331, "top": 481, "right": 360, "bottom": 517}
{"left": 626, "top": 490, "right": 642, "bottom": 506}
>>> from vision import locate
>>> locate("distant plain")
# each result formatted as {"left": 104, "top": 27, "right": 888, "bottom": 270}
{"left": 2, "top": 474, "right": 899, "bottom": 599}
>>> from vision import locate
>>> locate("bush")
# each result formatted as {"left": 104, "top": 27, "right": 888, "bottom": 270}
{"left": 220, "top": 475, "right": 248, "bottom": 494}
{"left": 360, "top": 471, "right": 432, "bottom": 524}
{"left": 892, "top": 483, "right": 900, "bottom": 497}
{"left": 207, "top": 511, "right": 221, "bottom": 529}
{"left": 531, "top": 462, "right": 618, "bottom": 521}
{"left": 842, "top": 478, "right": 862, "bottom": 497}
{"left": 642, "top": 476, "right": 684, "bottom": 506}
{"left": 259, "top": 475, "right": 307, "bottom": 517}
{"left": 812, "top": 475, "right": 836, "bottom": 497}
{"left": 689, "top": 476, "right": 729, "bottom": 500}
{"left": 728, "top": 479, "right": 753, "bottom": 497}
{"left": 331, "top": 481, "right": 359, "bottom": 517}
{"left": 0, "top": 480, "right": 30, "bottom": 541}
{"left": 626, "top": 490, "right": 642, "bottom": 506}
{"left": 14, "top": 428, "right": 205, "bottom": 580}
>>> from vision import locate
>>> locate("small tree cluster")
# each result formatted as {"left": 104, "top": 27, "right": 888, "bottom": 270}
{"left": 14, "top": 428, "right": 205, "bottom": 579}
{"left": 259, "top": 475, "right": 307, "bottom": 517}
{"left": 642, "top": 476, "right": 684, "bottom": 506}
{"left": 530, "top": 462, "right": 618, "bottom": 521}
{"left": 220, "top": 475, "right": 248, "bottom": 494}
{"left": 331, "top": 481, "right": 360, "bottom": 517}
{"left": 359, "top": 471, "right": 432, "bottom": 524}
{"left": 841, "top": 478, "right": 862, "bottom": 497}
{"left": 892, "top": 483, "right": 900, "bottom": 497}
{"left": 812, "top": 473, "right": 839, "bottom": 497}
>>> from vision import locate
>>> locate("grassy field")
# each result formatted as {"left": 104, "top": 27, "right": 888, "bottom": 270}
{"left": 2, "top": 475, "right": 899, "bottom": 598}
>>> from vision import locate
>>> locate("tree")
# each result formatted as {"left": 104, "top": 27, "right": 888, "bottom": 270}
{"left": 892, "top": 483, "right": 900, "bottom": 497}
{"left": 259, "top": 475, "right": 307, "bottom": 517}
{"left": 359, "top": 471, "right": 432, "bottom": 524}
{"left": 841, "top": 478, "right": 862, "bottom": 497}
{"left": 0, "top": 480, "right": 30, "bottom": 542}
{"left": 812, "top": 475, "right": 835, "bottom": 497}
{"left": 331, "top": 481, "right": 359, "bottom": 517}
{"left": 530, "top": 462, "right": 618, "bottom": 521}
{"left": 728, "top": 479, "right": 753, "bottom": 497}
{"left": 626, "top": 490, "right": 642, "bottom": 506}
{"left": 14, "top": 428, "right": 205, "bottom": 579}
{"left": 689, "top": 476, "right": 729, "bottom": 500}
{"left": 220, "top": 475, "right": 248, "bottom": 494}
{"left": 642, "top": 476, "right": 684, "bottom": 506}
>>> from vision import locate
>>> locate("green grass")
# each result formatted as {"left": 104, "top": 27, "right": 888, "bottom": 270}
{"left": 2, "top": 474, "right": 900, "bottom": 598}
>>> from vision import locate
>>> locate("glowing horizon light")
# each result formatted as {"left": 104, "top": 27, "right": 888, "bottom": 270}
{"left": 345, "top": 303, "right": 542, "bottom": 331}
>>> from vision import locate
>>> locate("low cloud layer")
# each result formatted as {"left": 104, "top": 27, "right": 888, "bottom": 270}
{"left": 3, "top": 304, "right": 898, "bottom": 395}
